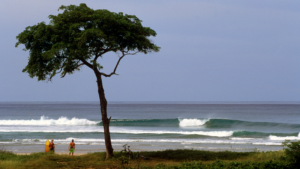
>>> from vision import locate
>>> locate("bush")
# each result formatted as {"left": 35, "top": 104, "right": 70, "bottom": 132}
{"left": 141, "top": 149, "right": 253, "bottom": 161}
{"left": 154, "top": 160, "right": 290, "bottom": 169}
{"left": 282, "top": 140, "right": 300, "bottom": 168}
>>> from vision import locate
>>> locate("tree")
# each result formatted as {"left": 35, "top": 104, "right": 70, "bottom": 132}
{"left": 15, "top": 3, "right": 160, "bottom": 159}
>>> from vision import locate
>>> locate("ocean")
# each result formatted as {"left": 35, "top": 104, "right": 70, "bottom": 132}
{"left": 1, "top": 102, "right": 300, "bottom": 154}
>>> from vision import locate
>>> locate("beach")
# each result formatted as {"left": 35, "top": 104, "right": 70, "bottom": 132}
{"left": 1, "top": 102, "right": 300, "bottom": 154}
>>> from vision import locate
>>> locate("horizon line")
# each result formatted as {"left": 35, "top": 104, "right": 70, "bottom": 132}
{"left": 1, "top": 101, "right": 300, "bottom": 104}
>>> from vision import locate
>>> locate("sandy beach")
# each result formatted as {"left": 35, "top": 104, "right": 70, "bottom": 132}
{"left": 4, "top": 143, "right": 283, "bottom": 156}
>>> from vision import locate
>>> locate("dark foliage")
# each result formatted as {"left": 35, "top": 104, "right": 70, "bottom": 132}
{"left": 141, "top": 149, "right": 254, "bottom": 161}
{"left": 282, "top": 140, "right": 300, "bottom": 168}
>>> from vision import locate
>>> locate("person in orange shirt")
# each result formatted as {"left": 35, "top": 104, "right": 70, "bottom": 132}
{"left": 49, "top": 139, "right": 55, "bottom": 153}
{"left": 69, "top": 139, "right": 75, "bottom": 156}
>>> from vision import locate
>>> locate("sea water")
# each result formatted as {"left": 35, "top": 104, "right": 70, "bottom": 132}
{"left": 1, "top": 102, "right": 300, "bottom": 154}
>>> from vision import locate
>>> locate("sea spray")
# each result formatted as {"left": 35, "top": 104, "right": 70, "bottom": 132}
{"left": 178, "top": 118, "right": 209, "bottom": 127}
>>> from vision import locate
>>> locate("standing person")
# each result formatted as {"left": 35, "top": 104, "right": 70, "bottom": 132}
{"left": 69, "top": 139, "right": 75, "bottom": 156}
{"left": 49, "top": 139, "right": 55, "bottom": 153}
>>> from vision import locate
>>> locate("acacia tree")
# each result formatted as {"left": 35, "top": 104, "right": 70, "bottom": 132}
{"left": 15, "top": 3, "right": 160, "bottom": 158}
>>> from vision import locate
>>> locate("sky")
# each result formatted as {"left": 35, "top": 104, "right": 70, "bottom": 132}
{"left": 0, "top": 0, "right": 300, "bottom": 102}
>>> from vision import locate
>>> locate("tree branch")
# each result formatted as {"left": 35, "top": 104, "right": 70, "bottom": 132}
{"left": 93, "top": 47, "right": 112, "bottom": 62}
{"left": 54, "top": 53, "right": 68, "bottom": 59}
{"left": 100, "top": 50, "right": 138, "bottom": 77}
{"left": 78, "top": 58, "right": 93, "bottom": 69}
{"left": 60, "top": 61, "right": 84, "bottom": 78}
{"left": 60, "top": 71, "right": 67, "bottom": 78}
{"left": 76, "top": 63, "right": 85, "bottom": 68}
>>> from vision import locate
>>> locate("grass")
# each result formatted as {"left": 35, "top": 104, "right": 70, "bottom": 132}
{"left": 0, "top": 149, "right": 289, "bottom": 169}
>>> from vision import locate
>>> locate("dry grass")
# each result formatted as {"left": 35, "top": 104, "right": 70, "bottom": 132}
{"left": 0, "top": 160, "right": 22, "bottom": 169}
{"left": 0, "top": 150, "right": 287, "bottom": 169}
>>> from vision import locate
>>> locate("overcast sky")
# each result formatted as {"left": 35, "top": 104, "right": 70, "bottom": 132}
{"left": 1, "top": 0, "right": 300, "bottom": 102}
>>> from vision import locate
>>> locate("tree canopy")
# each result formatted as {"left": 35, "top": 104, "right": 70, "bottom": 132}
{"left": 16, "top": 3, "right": 160, "bottom": 81}
{"left": 16, "top": 3, "right": 160, "bottom": 158}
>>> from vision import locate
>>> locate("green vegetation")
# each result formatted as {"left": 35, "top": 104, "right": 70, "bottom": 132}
{"left": 282, "top": 140, "right": 300, "bottom": 168}
{"left": 2, "top": 141, "right": 300, "bottom": 168}
{"left": 140, "top": 149, "right": 255, "bottom": 161}
{"left": 0, "top": 148, "right": 295, "bottom": 169}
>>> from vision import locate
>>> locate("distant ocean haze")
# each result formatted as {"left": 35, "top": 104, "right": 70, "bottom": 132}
{"left": 0, "top": 102, "right": 299, "bottom": 153}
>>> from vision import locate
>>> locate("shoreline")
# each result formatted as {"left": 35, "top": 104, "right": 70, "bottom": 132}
{"left": 2, "top": 143, "right": 284, "bottom": 155}
{"left": 15, "top": 152, "right": 88, "bottom": 156}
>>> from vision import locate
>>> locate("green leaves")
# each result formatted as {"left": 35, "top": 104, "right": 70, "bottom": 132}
{"left": 282, "top": 140, "right": 300, "bottom": 168}
{"left": 90, "top": 60, "right": 103, "bottom": 70}
{"left": 16, "top": 3, "right": 160, "bottom": 81}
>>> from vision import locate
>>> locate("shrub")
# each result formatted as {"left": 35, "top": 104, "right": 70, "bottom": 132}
{"left": 282, "top": 140, "right": 300, "bottom": 168}
{"left": 154, "top": 160, "right": 289, "bottom": 169}
{"left": 141, "top": 149, "right": 253, "bottom": 161}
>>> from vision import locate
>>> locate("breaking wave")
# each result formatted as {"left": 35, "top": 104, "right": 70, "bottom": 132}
{"left": 178, "top": 118, "right": 209, "bottom": 127}
{"left": 269, "top": 133, "right": 300, "bottom": 141}
{"left": 108, "top": 118, "right": 300, "bottom": 130}
{"left": 0, "top": 116, "right": 98, "bottom": 126}
{"left": 2, "top": 116, "right": 299, "bottom": 130}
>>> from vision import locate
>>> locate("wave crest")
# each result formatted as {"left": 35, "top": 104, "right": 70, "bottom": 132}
{"left": 0, "top": 116, "right": 98, "bottom": 126}
{"left": 179, "top": 118, "right": 209, "bottom": 127}
{"left": 269, "top": 133, "right": 300, "bottom": 141}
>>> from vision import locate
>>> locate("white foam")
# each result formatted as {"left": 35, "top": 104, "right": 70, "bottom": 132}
{"left": 0, "top": 142, "right": 14, "bottom": 144}
{"left": 110, "top": 129, "right": 233, "bottom": 137}
{"left": 231, "top": 138, "right": 254, "bottom": 140}
{"left": 253, "top": 142, "right": 282, "bottom": 146}
{"left": 0, "top": 129, "right": 100, "bottom": 133}
{"left": 3, "top": 138, "right": 283, "bottom": 146}
{"left": 269, "top": 133, "right": 300, "bottom": 141}
{"left": 0, "top": 116, "right": 98, "bottom": 126}
{"left": 0, "top": 126, "right": 233, "bottom": 137}
{"left": 179, "top": 118, "right": 209, "bottom": 127}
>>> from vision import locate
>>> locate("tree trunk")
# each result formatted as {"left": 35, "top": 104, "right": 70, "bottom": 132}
{"left": 95, "top": 71, "right": 114, "bottom": 159}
